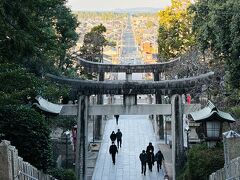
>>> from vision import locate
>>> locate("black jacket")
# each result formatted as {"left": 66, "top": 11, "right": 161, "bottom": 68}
{"left": 147, "top": 152, "right": 154, "bottom": 164}
{"left": 139, "top": 152, "right": 147, "bottom": 163}
{"left": 110, "top": 133, "right": 117, "bottom": 141}
{"left": 155, "top": 151, "right": 164, "bottom": 162}
{"left": 146, "top": 145, "right": 154, "bottom": 154}
{"left": 116, "top": 131, "right": 122, "bottom": 140}
{"left": 109, "top": 144, "right": 118, "bottom": 154}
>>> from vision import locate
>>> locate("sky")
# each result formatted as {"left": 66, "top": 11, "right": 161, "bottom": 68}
{"left": 66, "top": 0, "right": 172, "bottom": 11}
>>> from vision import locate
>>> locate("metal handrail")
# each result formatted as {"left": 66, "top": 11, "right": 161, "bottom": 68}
{"left": 226, "top": 175, "right": 240, "bottom": 180}
{"left": 18, "top": 171, "right": 38, "bottom": 180}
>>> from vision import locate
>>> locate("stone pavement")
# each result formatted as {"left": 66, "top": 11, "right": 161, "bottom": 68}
{"left": 92, "top": 115, "right": 170, "bottom": 180}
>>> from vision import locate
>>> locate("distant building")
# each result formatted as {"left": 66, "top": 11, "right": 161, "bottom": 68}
{"left": 142, "top": 41, "right": 153, "bottom": 54}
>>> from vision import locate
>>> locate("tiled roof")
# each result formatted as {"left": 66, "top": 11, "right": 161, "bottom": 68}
{"left": 33, "top": 95, "right": 63, "bottom": 114}
{"left": 190, "top": 101, "right": 235, "bottom": 123}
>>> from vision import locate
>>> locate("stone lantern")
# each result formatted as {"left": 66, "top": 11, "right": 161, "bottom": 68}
{"left": 189, "top": 101, "right": 235, "bottom": 147}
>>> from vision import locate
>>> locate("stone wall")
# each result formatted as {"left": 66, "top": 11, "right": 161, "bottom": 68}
{"left": 209, "top": 157, "right": 240, "bottom": 180}
{"left": 209, "top": 135, "right": 240, "bottom": 180}
{"left": 227, "top": 137, "right": 240, "bottom": 162}
{"left": 0, "top": 140, "right": 56, "bottom": 180}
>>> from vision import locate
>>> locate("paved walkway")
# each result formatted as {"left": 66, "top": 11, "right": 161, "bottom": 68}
{"left": 92, "top": 115, "right": 166, "bottom": 180}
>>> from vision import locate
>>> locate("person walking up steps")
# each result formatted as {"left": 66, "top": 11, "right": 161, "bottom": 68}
{"left": 110, "top": 131, "right": 117, "bottom": 143}
{"left": 109, "top": 142, "right": 118, "bottom": 165}
{"left": 116, "top": 129, "right": 122, "bottom": 148}
{"left": 155, "top": 150, "right": 165, "bottom": 172}
{"left": 139, "top": 150, "right": 147, "bottom": 175}
{"left": 146, "top": 142, "right": 154, "bottom": 154}
{"left": 114, "top": 115, "right": 120, "bottom": 125}
{"left": 147, "top": 149, "right": 154, "bottom": 172}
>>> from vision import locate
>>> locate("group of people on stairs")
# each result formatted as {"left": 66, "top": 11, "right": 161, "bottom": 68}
{"left": 109, "top": 129, "right": 122, "bottom": 165}
{"left": 139, "top": 142, "right": 165, "bottom": 175}
{"left": 108, "top": 116, "right": 165, "bottom": 176}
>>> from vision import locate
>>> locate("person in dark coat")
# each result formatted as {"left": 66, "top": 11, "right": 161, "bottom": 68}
{"left": 139, "top": 150, "right": 147, "bottom": 175}
{"left": 114, "top": 115, "right": 120, "bottom": 125}
{"left": 110, "top": 131, "right": 117, "bottom": 143}
{"left": 109, "top": 142, "right": 118, "bottom": 164}
{"left": 116, "top": 129, "right": 122, "bottom": 148}
{"left": 146, "top": 142, "right": 154, "bottom": 154}
{"left": 147, "top": 149, "right": 154, "bottom": 171}
{"left": 155, "top": 150, "right": 165, "bottom": 172}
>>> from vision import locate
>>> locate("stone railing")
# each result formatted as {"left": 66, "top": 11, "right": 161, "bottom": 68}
{"left": 0, "top": 140, "right": 56, "bottom": 180}
{"left": 209, "top": 156, "right": 240, "bottom": 180}
{"left": 209, "top": 132, "right": 240, "bottom": 180}
{"left": 163, "top": 160, "right": 170, "bottom": 180}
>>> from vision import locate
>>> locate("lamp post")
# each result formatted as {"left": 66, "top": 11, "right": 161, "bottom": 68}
{"left": 184, "top": 127, "right": 191, "bottom": 150}
{"left": 205, "top": 121, "right": 222, "bottom": 147}
{"left": 189, "top": 101, "right": 235, "bottom": 148}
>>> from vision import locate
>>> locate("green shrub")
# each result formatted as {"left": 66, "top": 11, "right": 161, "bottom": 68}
{"left": 178, "top": 144, "right": 224, "bottom": 180}
{"left": 0, "top": 106, "right": 52, "bottom": 171}
{"left": 49, "top": 168, "right": 76, "bottom": 180}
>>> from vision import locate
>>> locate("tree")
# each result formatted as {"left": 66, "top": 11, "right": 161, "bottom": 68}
{"left": 54, "top": 5, "right": 79, "bottom": 72}
{"left": 0, "top": 106, "right": 52, "bottom": 172}
{"left": 80, "top": 24, "right": 107, "bottom": 62}
{"left": 0, "top": 0, "right": 78, "bottom": 75}
{"left": 0, "top": 0, "right": 78, "bottom": 174}
{"left": 190, "top": 0, "right": 240, "bottom": 89}
{"left": 0, "top": 63, "right": 69, "bottom": 106}
{"left": 157, "top": 0, "right": 195, "bottom": 60}
{"left": 0, "top": 63, "right": 70, "bottom": 171}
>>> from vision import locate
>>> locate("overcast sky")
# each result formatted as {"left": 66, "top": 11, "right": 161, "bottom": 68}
{"left": 66, "top": 0, "right": 171, "bottom": 11}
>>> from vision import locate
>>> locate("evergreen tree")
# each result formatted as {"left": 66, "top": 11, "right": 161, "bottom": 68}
{"left": 191, "top": 0, "right": 240, "bottom": 89}
{"left": 0, "top": 64, "right": 69, "bottom": 171}
{"left": 80, "top": 24, "right": 107, "bottom": 62}
{"left": 0, "top": 0, "right": 78, "bottom": 75}
{"left": 0, "top": 106, "right": 52, "bottom": 172}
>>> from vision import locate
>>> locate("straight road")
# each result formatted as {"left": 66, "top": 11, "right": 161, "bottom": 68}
{"left": 117, "top": 15, "right": 143, "bottom": 81}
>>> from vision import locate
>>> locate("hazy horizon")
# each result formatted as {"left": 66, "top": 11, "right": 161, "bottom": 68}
{"left": 66, "top": 0, "right": 171, "bottom": 11}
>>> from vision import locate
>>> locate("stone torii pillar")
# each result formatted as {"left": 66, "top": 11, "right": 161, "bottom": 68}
{"left": 123, "top": 71, "right": 137, "bottom": 105}
{"left": 154, "top": 71, "right": 164, "bottom": 139}
{"left": 75, "top": 96, "right": 89, "bottom": 180}
{"left": 171, "top": 94, "right": 185, "bottom": 180}
{"left": 95, "top": 72, "right": 104, "bottom": 140}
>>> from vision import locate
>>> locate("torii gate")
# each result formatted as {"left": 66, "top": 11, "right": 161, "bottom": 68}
{"left": 38, "top": 58, "right": 214, "bottom": 180}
